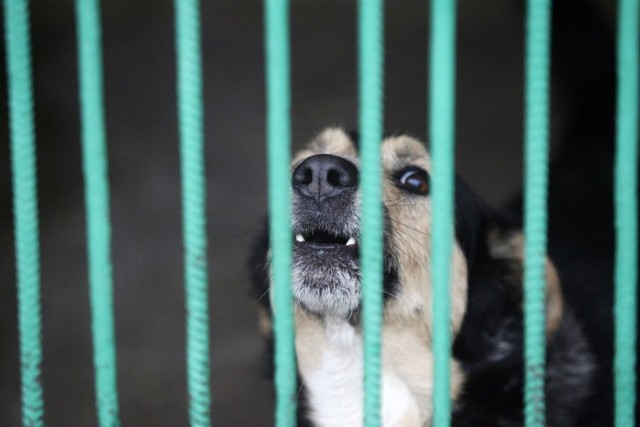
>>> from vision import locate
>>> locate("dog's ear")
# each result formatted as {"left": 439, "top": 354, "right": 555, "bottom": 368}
{"left": 453, "top": 177, "right": 563, "bottom": 336}
{"left": 484, "top": 226, "right": 564, "bottom": 335}
{"left": 453, "top": 184, "right": 564, "bottom": 364}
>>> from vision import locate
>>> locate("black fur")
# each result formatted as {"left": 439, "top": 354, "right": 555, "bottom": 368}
{"left": 451, "top": 182, "right": 595, "bottom": 426}
{"left": 251, "top": 168, "right": 596, "bottom": 426}
{"left": 250, "top": 1, "right": 626, "bottom": 424}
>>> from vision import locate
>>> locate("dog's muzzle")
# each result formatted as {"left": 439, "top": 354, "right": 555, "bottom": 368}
{"left": 290, "top": 154, "right": 362, "bottom": 316}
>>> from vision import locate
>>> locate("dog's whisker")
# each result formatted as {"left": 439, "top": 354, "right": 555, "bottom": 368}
{"left": 254, "top": 288, "right": 271, "bottom": 304}
{"left": 387, "top": 218, "right": 431, "bottom": 236}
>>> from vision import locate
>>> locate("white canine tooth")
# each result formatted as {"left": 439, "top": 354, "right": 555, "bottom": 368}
{"left": 346, "top": 237, "right": 356, "bottom": 246}
{"left": 295, "top": 234, "right": 306, "bottom": 242}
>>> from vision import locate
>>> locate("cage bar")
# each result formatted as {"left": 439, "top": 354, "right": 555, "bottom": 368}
{"left": 614, "top": 0, "right": 639, "bottom": 425}
{"left": 358, "top": 1, "right": 385, "bottom": 426}
{"left": 175, "top": 0, "right": 212, "bottom": 425}
{"left": 264, "top": 0, "right": 297, "bottom": 426}
{"left": 428, "top": 0, "right": 458, "bottom": 425}
{"left": 523, "top": 0, "right": 552, "bottom": 426}
{"left": 3, "top": 0, "right": 45, "bottom": 425}
{"left": 75, "top": 0, "right": 121, "bottom": 425}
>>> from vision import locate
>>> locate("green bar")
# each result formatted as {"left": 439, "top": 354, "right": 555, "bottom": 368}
{"left": 358, "top": 1, "right": 385, "bottom": 426}
{"left": 429, "top": 0, "right": 457, "bottom": 426}
{"left": 175, "top": 0, "right": 212, "bottom": 425}
{"left": 614, "top": 0, "right": 639, "bottom": 425}
{"left": 75, "top": 1, "right": 121, "bottom": 425}
{"left": 264, "top": 0, "right": 297, "bottom": 426}
{"left": 523, "top": 0, "right": 552, "bottom": 426}
{"left": 3, "top": 0, "right": 45, "bottom": 425}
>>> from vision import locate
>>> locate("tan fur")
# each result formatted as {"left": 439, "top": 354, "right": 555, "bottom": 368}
{"left": 487, "top": 230, "right": 564, "bottom": 334}
{"left": 381, "top": 136, "right": 468, "bottom": 337}
{"left": 544, "top": 260, "right": 563, "bottom": 334}
{"left": 294, "top": 306, "right": 327, "bottom": 375}
{"left": 290, "top": 129, "right": 468, "bottom": 425}
{"left": 257, "top": 306, "right": 273, "bottom": 339}
{"left": 295, "top": 309, "right": 464, "bottom": 426}
{"left": 291, "top": 128, "right": 358, "bottom": 167}
{"left": 256, "top": 127, "right": 591, "bottom": 426}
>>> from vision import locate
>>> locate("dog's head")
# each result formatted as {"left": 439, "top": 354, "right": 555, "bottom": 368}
{"left": 288, "top": 128, "right": 473, "bottom": 335}
{"left": 252, "top": 128, "right": 563, "bottom": 338}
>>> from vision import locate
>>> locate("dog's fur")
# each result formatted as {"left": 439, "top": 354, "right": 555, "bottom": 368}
{"left": 251, "top": 128, "right": 595, "bottom": 426}
{"left": 248, "top": 2, "right": 630, "bottom": 423}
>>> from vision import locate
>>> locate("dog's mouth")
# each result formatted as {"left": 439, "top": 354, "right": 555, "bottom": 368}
{"left": 292, "top": 226, "right": 360, "bottom": 265}
{"left": 291, "top": 223, "right": 363, "bottom": 317}
{"left": 294, "top": 230, "right": 357, "bottom": 248}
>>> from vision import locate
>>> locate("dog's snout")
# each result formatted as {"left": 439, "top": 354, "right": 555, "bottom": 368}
{"left": 292, "top": 154, "right": 358, "bottom": 202}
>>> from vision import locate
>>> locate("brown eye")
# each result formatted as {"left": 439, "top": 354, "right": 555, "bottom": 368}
{"left": 395, "top": 167, "right": 430, "bottom": 195}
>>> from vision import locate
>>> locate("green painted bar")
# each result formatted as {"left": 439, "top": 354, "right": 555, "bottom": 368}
{"left": 75, "top": 1, "right": 121, "bottom": 425}
{"left": 175, "top": 0, "right": 212, "bottom": 425}
{"left": 3, "top": 0, "right": 45, "bottom": 425}
{"left": 358, "top": 1, "right": 385, "bottom": 426}
{"left": 264, "top": 0, "right": 297, "bottom": 425}
{"left": 614, "top": 0, "right": 639, "bottom": 425}
{"left": 523, "top": 0, "right": 552, "bottom": 426}
{"left": 428, "top": 0, "right": 457, "bottom": 425}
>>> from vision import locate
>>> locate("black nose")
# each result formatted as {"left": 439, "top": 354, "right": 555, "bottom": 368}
{"left": 292, "top": 154, "right": 358, "bottom": 202}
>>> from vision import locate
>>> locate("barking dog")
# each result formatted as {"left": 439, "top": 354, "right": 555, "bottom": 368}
{"left": 251, "top": 128, "right": 595, "bottom": 426}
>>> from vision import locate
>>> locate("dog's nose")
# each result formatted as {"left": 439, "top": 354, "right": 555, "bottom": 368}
{"left": 292, "top": 154, "right": 358, "bottom": 202}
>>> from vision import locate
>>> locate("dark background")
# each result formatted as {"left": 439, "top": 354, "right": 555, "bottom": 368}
{"left": 0, "top": 1, "right": 616, "bottom": 425}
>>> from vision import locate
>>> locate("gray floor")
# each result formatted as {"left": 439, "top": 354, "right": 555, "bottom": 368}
{"left": 0, "top": 1, "right": 613, "bottom": 425}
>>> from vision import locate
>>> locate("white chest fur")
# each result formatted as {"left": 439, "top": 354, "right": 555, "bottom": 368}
{"left": 297, "top": 319, "right": 425, "bottom": 427}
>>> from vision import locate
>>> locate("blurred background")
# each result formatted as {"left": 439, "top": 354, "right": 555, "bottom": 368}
{"left": 0, "top": 0, "right": 617, "bottom": 425}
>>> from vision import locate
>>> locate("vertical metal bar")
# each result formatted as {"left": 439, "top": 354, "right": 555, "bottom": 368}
{"left": 3, "top": 0, "right": 45, "bottom": 425}
{"left": 264, "top": 0, "right": 297, "bottom": 425}
{"left": 429, "top": 0, "right": 457, "bottom": 426}
{"left": 614, "top": 0, "right": 639, "bottom": 425}
{"left": 523, "top": 0, "right": 552, "bottom": 426}
{"left": 75, "top": 0, "right": 120, "bottom": 425}
{"left": 175, "top": 0, "right": 212, "bottom": 425}
{"left": 358, "top": 0, "right": 385, "bottom": 425}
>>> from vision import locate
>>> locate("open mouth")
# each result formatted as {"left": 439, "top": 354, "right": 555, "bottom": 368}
{"left": 290, "top": 221, "right": 398, "bottom": 318}
{"left": 291, "top": 227, "right": 362, "bottom": 317}
{"left": 295, "top": 230, "right": 357, "bottom": 247}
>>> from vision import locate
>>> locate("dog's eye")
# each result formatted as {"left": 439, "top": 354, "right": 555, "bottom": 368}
{"left": 395, "top": 167, "right": 430, "bottom": 195}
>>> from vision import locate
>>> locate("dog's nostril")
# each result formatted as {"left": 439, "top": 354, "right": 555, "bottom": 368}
{"left": 293, "top": 166, "right": 313, "bottom": 186}
{"left": 327, "top": 169, "right": 343, "bottom": 187}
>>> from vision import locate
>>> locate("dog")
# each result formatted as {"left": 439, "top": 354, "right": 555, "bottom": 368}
{"left": 250, "top": 128, "right": 596, "bottom": 426}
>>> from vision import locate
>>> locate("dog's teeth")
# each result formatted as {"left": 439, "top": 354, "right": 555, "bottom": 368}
{"left": 346, "top": 237, "right": 356, "bottom": 246}
{"left": 295, "top": 234, "right": 306, "bottom": 243}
